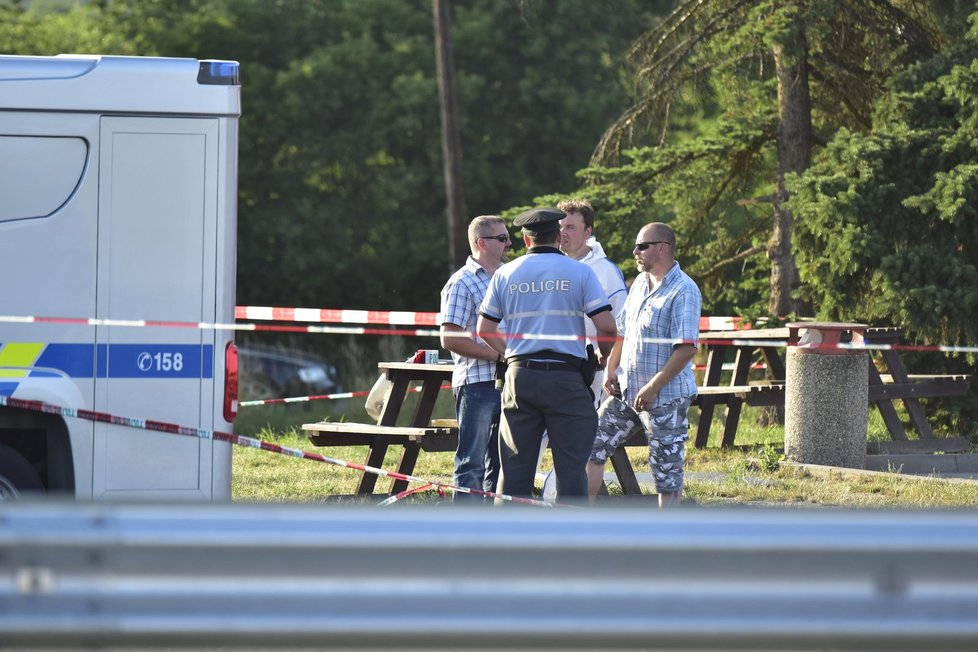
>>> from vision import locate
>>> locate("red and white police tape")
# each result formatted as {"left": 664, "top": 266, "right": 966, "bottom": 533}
{"left": 2, "top": 312, "right": 977, "bottom": 353}
{"left": 0, "top": 395, "right": 550, "bottom": 507}
{"left": 235, "top": 305, "right": 439, "bottom": 326}
{"left": 238, "top": 383, "right": 451, "bottom": 408}
{"left": 235, "top": 305, "right": 746, "bottom": 332}
{"left": 239, "top": 389, "right": 369, "bottom": 407}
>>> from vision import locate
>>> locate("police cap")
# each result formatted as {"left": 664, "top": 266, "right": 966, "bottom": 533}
{"left": 513, "top": 207, "right": 565, "bottom": 236}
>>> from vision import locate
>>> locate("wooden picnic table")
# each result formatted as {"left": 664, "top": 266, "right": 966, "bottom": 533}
{"left": 304, "top": 328, "right": 970, "bottom": 500}
{"left": 303, "top": 360, "right": 646, "bottom": 499}
{"left": 693, "top": 325, "right": 971, "bottom": 448}
{"left": 607, "top": 325, "right": 971, "bottom": 495}
{"left": 303, "top": 361, "right": 456, "bottom": 495}
{"left": 695, "top": 327, "right": 789, "bottom": 448}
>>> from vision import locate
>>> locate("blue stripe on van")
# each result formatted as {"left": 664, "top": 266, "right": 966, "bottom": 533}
{"left": 106, "top": 344, "right": 212, "bottom": 378}
{"left": 35, "top": 343, "right": 96, "bottom": 376}
{"left": 27, "top": 343, "right": 214, "bottom": 379}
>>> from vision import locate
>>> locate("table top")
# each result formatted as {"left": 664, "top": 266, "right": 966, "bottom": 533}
{"left": 700, "top": 328, "right": 788, "bottom": 341}
{"left": 701, "top": 325, "right": 903, "bottom": 342}
{"left": 378, "top": 361, "right": 454, "bottom": 373}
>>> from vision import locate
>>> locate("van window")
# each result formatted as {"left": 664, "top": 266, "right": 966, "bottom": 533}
{"left": 0, "top": 135, "right": 87, "bottom": 223}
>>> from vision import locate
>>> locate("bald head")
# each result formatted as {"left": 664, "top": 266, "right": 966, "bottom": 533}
{"left": 639, "top": 222, "right": 676, "bottom": 249}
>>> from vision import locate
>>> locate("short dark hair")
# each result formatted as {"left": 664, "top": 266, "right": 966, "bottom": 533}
{"left": 557, "top": 198, "right": 595, "bottom": 230}
{"left": 528, "top": 229, "right": 560, "bottom": 246}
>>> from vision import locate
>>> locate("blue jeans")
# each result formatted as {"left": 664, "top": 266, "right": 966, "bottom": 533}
{"left": 453, "top": 381, "right": 501, "bottom": 502}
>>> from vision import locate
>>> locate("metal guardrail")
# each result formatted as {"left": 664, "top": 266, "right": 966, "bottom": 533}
{"left": 2, "top": 502, "right": 978, "bottom": 650}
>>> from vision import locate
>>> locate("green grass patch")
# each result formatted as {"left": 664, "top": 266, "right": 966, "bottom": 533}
{"left": 232, "top": 406, "right": 978, "bottom": 509}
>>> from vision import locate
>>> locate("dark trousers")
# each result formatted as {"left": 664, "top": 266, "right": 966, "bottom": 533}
{"left": 498, "top": 365, "right": 597, "bottom": 503}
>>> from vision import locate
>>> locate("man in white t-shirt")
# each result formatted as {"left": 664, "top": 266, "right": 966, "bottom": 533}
{"left": 557, "top": 199, "right": 628, "bottom": 387}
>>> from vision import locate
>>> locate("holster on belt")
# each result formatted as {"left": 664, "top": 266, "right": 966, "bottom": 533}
{"left": 582, "top": 344, "right": 597, "bottom": 388}
{"left": 495, "top": 358, "right": 507, "bottom": 391}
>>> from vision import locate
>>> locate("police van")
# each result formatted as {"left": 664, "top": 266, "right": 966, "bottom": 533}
{"left": 0, "top": 54, "right": 240, "bottom": 500}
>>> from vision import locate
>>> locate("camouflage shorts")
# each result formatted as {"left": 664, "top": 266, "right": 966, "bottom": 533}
{"left": 590, "top": 396, "right": 644, "bottom": 464}
{"left": 590, "top": 395, "right": 691, "bottom": 494}
{"left": 640, "top": 398, "right": 691, "bottom": 493}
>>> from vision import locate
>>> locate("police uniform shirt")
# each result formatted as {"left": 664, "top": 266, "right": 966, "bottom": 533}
{"left": 479, "top": 248, "right": 611, "bottom": 360}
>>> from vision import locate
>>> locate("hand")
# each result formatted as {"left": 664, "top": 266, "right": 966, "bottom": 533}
{"left": 633, "top": 382, "right": 659, "bottom": 412}
{"left": 604, "top": 375, "right": 621, "bottom": 398}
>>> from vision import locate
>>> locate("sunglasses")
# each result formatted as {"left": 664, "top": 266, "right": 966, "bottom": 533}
{"left": 634, "top": 240, "right": 670, "bottom": 251}
{"left": 480, "top": 234, "right": 511, "bottom": 243}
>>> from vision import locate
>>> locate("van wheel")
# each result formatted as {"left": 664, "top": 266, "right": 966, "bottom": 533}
{"left": 0, "top": 443, "right": 44, "bottom": 499}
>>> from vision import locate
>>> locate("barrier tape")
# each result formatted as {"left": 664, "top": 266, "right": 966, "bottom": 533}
{"left": 235, "top": 305, "right": 439, "bottom": 326}
{"left": 378, "top": 482, "right": 447, "bottom": 506}
{"left": 238, "top": 383, "right": 452, "bottom": 408}
{"left": 239, "top": 389, "right": 369, "bottom": 408}
{"left": 0, "top": 395, "right": 552, "bottom": 507}
{"left": 3, "top": 314, "right": 977, "bottom": 353}
{"left": 239, "top": 368, "right": 784, "bottom": 408}
{"left": 235, "top": 305, "right": 747, "bottom": 332}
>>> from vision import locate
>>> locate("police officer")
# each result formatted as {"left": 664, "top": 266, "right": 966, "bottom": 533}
{"left": 477, "top": 207, "right": 617, "bottom": 503}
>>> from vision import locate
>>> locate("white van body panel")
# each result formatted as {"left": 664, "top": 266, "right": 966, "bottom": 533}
{"left": 0, "top": 55, "right": 239, "bottom": 501}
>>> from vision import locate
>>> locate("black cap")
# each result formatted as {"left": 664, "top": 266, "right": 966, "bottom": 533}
{"left": 513, "top": 207, "right": 565, "bottom": 236}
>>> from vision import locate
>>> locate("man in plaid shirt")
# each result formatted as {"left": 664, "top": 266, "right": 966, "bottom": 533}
{"left": 587, "top": 222, "right": 701, "bottom": 507}
{"left": 439, "top": 216, "right": 510, "bottom": 502}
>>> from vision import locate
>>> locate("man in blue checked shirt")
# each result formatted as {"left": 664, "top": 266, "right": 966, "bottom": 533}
{"left": 586, "top": 222, "right": 701, "bottom": 507}
{"left": 439, "top": 215, "right": 511, "bottom": 502}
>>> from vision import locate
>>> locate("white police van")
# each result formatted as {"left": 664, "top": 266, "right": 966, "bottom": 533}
{"left": 0, "top": 54, "right": 240, "bottom": 500}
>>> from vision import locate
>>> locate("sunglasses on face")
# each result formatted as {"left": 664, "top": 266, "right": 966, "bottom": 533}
{"left": 480, "top": 234, "right": 511, "bottom": 243}
{"left": 634, "top": 240, "right": 669, "bottom": 251}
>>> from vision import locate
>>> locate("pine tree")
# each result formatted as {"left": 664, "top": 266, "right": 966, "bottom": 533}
{"left": 593, "top": 0, "right": 943, "bottom": 318}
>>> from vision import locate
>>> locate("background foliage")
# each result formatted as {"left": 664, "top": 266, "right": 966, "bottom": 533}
{"left": 3, "top": 0, "right": 657, "bottom": 313}
{"left": 787, "top": 12, "right": 978, "bottom": 433}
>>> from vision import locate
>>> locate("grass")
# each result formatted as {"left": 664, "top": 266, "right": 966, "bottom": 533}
{"left": 232, "top": 405, "right": 978, "bottom": 508}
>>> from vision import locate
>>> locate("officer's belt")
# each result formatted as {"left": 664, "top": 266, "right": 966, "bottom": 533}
{"left": 507, "top": 351, "right": 584, "bottom": 372}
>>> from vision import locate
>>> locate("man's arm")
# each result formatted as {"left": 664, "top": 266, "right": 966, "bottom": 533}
{"left": 589, "top": 308, "right": 618, "bottom": 364}
{"left": 476, "top": 315, "right": 507, "bottom": 357}
{"left": 440, "top": 323, "right": 501, "bottom": 362}
{"left": 602, "top": 338, "right": 624, "bottom": 397}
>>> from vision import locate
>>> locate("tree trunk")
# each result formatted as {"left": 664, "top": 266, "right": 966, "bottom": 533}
{"left": 432, "top": 0, "right": 468, "bottom": 270}
{"left": 770, "top": 33, "right": 813, "bottom": 319}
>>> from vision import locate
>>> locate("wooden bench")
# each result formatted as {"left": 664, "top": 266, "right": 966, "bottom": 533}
{"left": 303, "top": 421, "right": 458, "bottom": 495}
{"left": 695, "top": 383, "right": 786, "bottom": 407}
{"left": 692, "top": 374, "right": 970, "bottom": 405}
{"left": 870, "top": 374, "right": 971, "bottom": 399}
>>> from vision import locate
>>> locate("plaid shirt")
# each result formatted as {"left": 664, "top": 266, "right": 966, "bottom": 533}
{"left": 439, "top": 257, "right": 497, "bottom": 387}
{"left": 619, "top": 262, "right": 701, "bottom": 408}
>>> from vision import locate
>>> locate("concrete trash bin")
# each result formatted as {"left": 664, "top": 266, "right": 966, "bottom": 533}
{"left": 784, "top": 322, "right": 869, "bottom": 469}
